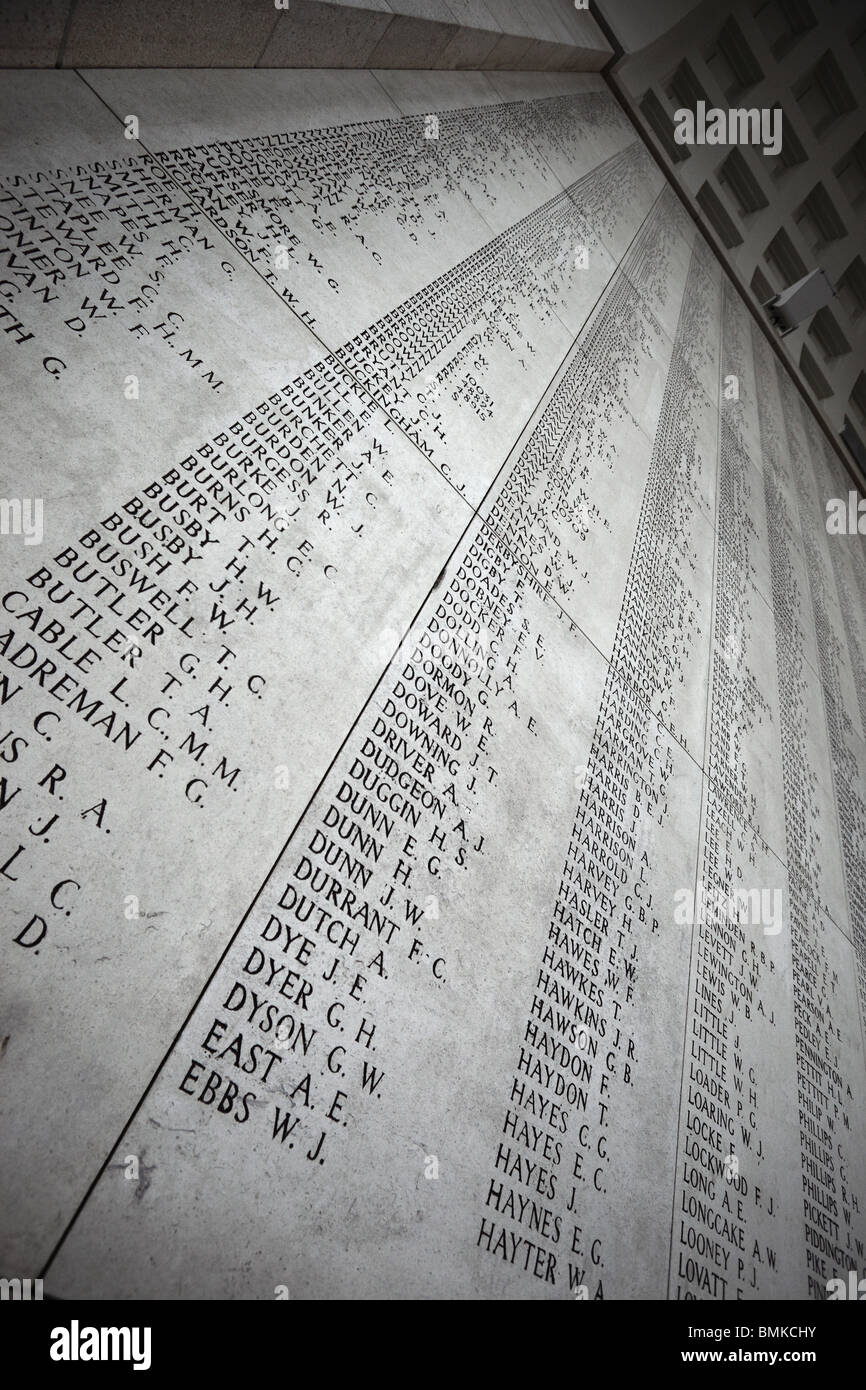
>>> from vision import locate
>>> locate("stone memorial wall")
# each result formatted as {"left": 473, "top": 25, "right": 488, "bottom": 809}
{"left": 1, "top": 67, "right": 865, "bottom": 1300}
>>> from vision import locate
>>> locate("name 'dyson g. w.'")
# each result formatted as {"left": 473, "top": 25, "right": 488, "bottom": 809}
{"left": 674, "top": 101, "right": 782, "bottom": 156}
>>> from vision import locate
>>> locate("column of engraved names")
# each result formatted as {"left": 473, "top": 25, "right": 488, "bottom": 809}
{"left": 785, "top": 393, "right": 866, "bottom": 1030}
{"left": 783, "top": 387, "right": 866, "bottom": 1278}
{"left": 167, "top": 501, "right": 558, "bottom": 1162}
{"left": 819, "top": 432, "right": 866, "bottom": 1042}
{"left": 755, "top": 330, "right": 866, "bottom": 1296}
{"left": 477, "top": 234, "right": 713, "bottom": 1296}
{"left": 819, "top": 438, "right": 866, "bottom": 745}
{"left": 670, "top": 283, "right": 789, "bottom": 1301}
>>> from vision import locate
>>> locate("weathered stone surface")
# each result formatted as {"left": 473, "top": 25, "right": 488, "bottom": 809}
{"left": 0, "top": 67, "right": 864, "bottom": 1302}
